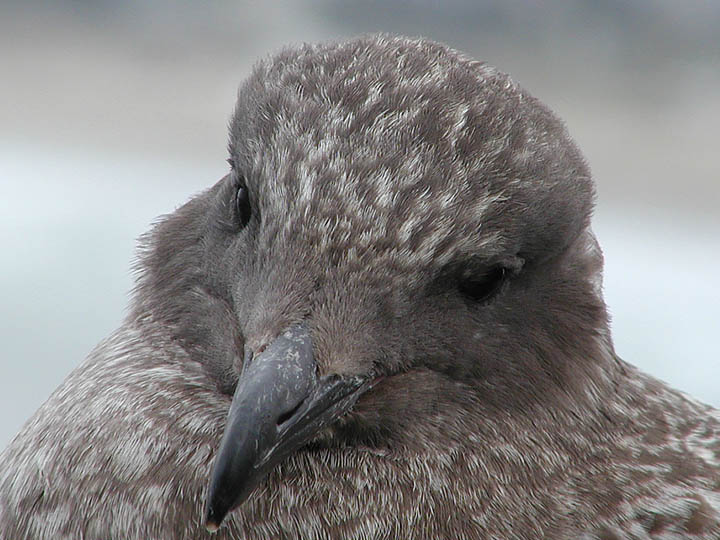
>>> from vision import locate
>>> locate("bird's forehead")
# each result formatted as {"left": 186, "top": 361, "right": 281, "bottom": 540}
{"left": 229, "top": 36, "right": 590, "bottom": 271}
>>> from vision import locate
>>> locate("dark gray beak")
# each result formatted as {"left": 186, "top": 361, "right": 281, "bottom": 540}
{"left": 203, "top": 324, "right": 370, "bottom": 531}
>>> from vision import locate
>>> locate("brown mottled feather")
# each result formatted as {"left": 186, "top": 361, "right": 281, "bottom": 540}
{"left": 1, "top": 35, "right": 718, "bottom": 539}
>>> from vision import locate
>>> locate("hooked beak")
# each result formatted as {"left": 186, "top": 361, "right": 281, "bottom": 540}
{"left": 203, "top": 323, "right": 372, "bottom": 531}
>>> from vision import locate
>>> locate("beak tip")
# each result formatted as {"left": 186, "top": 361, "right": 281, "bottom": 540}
{"left": 203, "top": 497, "right": 228, "bottom": 534}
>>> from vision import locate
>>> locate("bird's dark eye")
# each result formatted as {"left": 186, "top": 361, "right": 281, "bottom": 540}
{"left": 458, "top": 266, "right": 507, "bottom": 303}
{"left": 234, "top": 182, "right": 252, "bottom": 229}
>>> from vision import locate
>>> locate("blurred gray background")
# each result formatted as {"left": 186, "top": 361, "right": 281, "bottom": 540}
{"left": 1, "top": 1, "right": 718, "bottom": 448}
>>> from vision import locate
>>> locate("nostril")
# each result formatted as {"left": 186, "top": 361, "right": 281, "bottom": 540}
{"left": 256, "top": 343, "right": 268, "bottom": 355}
{"left": 276, "top": 398, "right": 305, "bottom": 426}
{"left": 243, "top": 346, "right": 254, "bottom": 365}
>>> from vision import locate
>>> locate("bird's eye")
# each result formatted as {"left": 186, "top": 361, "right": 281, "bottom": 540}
{"left": 234, "top": 182, "right": 252, "bottom": 229}
{"left": 458, "top": 266, "right": 507, "bottom": 303}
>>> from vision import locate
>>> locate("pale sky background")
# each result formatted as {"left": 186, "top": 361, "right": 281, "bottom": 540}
{"left": 1, "top": 1, "right": 719, "bottom": 448}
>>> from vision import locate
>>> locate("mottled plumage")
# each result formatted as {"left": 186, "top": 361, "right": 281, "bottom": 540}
{"left": 1, "top": 35, "right": 719, "bottom": 539}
